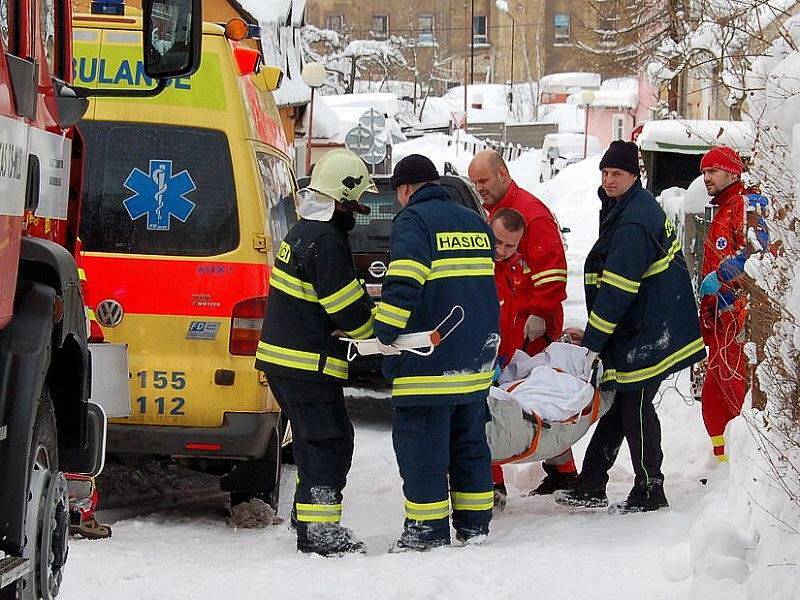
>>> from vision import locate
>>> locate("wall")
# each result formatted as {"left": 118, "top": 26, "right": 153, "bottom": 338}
{"left": 586, "top": 106, "right": 635, "bottom": 148}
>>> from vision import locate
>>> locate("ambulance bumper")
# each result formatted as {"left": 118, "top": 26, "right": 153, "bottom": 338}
{"left": 107, "top": 412, "right": 279, "bottom": 459}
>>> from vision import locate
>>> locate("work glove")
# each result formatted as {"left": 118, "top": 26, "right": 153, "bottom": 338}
{"left": 376, "top": 339, "right": 401, "bottom": 356}
{"left": 699, "top": 272, "right": 722, "bottom": 297}
{"left": 524, "top": 315, "right": 547, "bottom": 341}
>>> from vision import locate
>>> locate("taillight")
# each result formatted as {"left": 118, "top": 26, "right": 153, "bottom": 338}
{"left": 229, "top": 297, "right": 266, "bottom": 355}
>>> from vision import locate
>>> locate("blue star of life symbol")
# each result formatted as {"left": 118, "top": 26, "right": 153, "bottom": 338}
{"left": 123, "top": 160, "right": 197, "bottom": 231}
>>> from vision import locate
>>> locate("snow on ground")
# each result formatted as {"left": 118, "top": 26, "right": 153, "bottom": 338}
{"left": 60, "top": 136, "right": 799, "bottom": 600}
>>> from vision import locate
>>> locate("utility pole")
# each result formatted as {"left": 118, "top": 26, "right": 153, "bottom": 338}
{"left": 470, "top": 0, "right": 475, "bottom": 85}
{"left": 463, "top": 1, "right": 469, "bottom": 119}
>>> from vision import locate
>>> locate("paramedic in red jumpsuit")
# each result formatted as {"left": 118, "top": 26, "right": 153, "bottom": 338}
{"left": 470, "top": 150, "right": 576, "bottom": 500}
{"left": 698, "top": 146, "right": 749, "bottom": 464}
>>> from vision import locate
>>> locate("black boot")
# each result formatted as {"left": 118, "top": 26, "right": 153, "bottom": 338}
{"left": 389, "top": 520, "right": 449, "bottom": 553}
{"left": 530, "top": 468, "right": 579, "bottom": 496}
{"left": 609, "top": 480, "right": 668, "bottom": 514}
{"left": 454, "top": 525, "right": 489, "bottom": 547}
{"left": 554, "top": 482, "right": 608, "bottom": 508}
{"left": 297, "top": 522, "right": 366, "bottom": 557}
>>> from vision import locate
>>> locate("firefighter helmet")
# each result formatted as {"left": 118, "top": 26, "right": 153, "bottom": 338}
{"left": 308, "top": 149, "right": 378, "bottom": 204}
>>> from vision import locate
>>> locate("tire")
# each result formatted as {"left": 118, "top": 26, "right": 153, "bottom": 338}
{"left": 21, "top": 390, "right": 69, "bottom": 600}
{"left": 225, "top": 421, "right": 283, "bottom": 511}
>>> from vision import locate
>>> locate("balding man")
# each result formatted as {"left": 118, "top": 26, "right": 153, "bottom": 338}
{"left": 469, "top": 150, "right": 576, "bottom": 497}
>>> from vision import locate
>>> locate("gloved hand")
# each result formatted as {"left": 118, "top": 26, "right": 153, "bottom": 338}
{"left": 524, "top": 315, "right": 547, "bottom": 340}
{"left": 376, "top": 339, "right": 401, "bottom": 356}
{"left": 699, "top": 271, "right": 722, "bottom": 297}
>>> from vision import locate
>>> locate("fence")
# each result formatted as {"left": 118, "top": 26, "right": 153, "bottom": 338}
{"left": 446, "top": 136, "right": 529, "bottom": 163}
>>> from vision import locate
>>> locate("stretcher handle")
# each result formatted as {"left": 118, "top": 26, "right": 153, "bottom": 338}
{"left": 589, "top": 357, "right": 601, "bottom": 388}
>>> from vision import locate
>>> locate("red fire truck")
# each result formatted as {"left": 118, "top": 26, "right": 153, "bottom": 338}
{"left": 0, "top": 1, "right": 201, "bottom": 598}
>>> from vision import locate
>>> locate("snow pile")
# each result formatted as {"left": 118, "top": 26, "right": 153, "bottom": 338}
{"left": 538, "top": 103, "right": 585, "bottom": 133}
{"left": 659, "top": 186, "right": 689, "bottom": 244}
{"left": 539, "top": 72, "right": 601, "bottom": 94}
{"left": 229, "top": 499, "right": 282, "bottom": 529}
{"left": 685, "top": 175, "right": 712, "bottom": 214}
{"left": 305, "top": 93, "right": 407, "bottom": 144}
{"left": 585, "top": 77, "right": 638, "bottom": 109}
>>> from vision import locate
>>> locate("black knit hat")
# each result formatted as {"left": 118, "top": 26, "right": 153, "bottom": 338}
{"left": 390, "top": 154, "right": 440, "bottom": 189}
{"left": 599, "top": 140, "right": 640, "bottom": 176}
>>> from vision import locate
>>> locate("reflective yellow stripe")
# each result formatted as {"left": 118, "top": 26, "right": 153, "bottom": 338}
{"left": 256, "top": 341, "right": 320, "bottom": 372}
{"left": 585, "top": 272, "right": 599, "bottom": 286}
{"left": 386, "top": 259, "right": 431, "bottom": 285}
{"left": 601, "top": 270, "right": 640, "bottom": 294}
{"left": 451, "top": 490, "right": 494, "bottom": 511}
{"left": 535, "top": 275, "right": 568, "bottom": 287}
{"left": 588, "top": 311, "right": 616, "bottom": 335}
{"left": 404, "top": 498, "right": 450, "bottom": 521}
{"left": 77, "top": 268, "right": 87, "bottom": 282}
{"left": 322, "top": 356, "right": 349, "bottom": 379}
{"left": 346, "top": 315, "right": 375, "bottom": 340}
{"left": 711, "top": 435, "right": 725, "bottom": 447}
{"left": 375, "top": 302, "right": 411, "bottom": 329}
{"left": 427, "top": 257, "right": 494, "bottom": 280}
{"left": 392, "top": 370, "right": 494, "bottom": 397}
{"left": 716, "top": 454, "right": 729, "bottom": 463}
{"left": 85, "top": 308, "right": 96, "bottom": 321}
{"left": 531, "top": 268, "right": 567, "bottom": 283}
{"left": 269, "top": 267, "right": 318, "bottom": 303}
{"left": 643, "top": 240, "right": 681, "bottom": 278}
{"left": 601, "top": 338, "right": 705, "bottom": 384}
{"left": 319, "top": 279, "right": 365, "bottom": 314}
{"left": 295, "top": 503, "right": 342, "bottom": 523}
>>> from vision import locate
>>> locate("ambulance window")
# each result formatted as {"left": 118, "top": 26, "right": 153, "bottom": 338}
{"left": 255, "top": 151, "right": 298, "bottom": 254}
{"left": 40, "top": 0, "right": 56, "bottom": 73}
{"left": 78, "top": 121, "right": 239, "bottom": 257}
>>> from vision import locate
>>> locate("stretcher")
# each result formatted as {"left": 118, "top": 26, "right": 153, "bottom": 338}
{"left": 487, "top": 345, "right": 614, "bottom": 464}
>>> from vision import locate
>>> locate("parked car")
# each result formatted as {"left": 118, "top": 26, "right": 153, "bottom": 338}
{"left": 297, "top": 173, "right": 485, "bottom": 385}
{"left": 539, "top": 133, "right": 602, "bottom": 182}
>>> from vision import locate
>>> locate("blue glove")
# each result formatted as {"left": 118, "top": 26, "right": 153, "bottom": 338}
{"left": 700, "top": 271, "right": 722, "bottom": 296}
{"left": 746, "top": 193, "right": 768, "bottom": 212}
{"left": 492, "top": 363, "right": 502, "bottom": 384}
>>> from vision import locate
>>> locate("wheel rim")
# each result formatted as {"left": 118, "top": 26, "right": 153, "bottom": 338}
{"left": 23, "top": 444, "right": 69, "bottom": 600}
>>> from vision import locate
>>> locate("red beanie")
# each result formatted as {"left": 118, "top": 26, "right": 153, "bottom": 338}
{"left": 700, "top": 146, "right": 743, "bottom": 175}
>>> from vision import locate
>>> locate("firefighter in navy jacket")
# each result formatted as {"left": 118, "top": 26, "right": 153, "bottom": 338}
{"left": 255, "top": 150, "right": 376, "bottom": 557}
{"left": 557, "top": 141, "right": 705, "bottom": 514}
{"left": 375, "top": 154, "right": 499, "bottom": 551}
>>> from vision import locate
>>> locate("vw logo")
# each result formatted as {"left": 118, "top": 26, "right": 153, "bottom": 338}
{"left": 368, "top": 261, "right": 387, "bottom": 279}
{"left": 96, "top": 299, "right": 124, "bottom": 328}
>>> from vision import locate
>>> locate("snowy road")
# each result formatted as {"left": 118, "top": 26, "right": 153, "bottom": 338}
{"left": 61, "top": 376, "right": 719, "bottom": 600}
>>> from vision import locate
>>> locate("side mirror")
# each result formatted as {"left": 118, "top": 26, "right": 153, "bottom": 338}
{"left": 142, "top": 0, "right": 202, "bottom": 79}
{"left": 251, "top": 67, "right": 284, "bottom": 92}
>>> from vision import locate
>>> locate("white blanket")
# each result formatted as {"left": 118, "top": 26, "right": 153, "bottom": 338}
{"left": 490, "top": 343, "right": 600, "bottom": 422}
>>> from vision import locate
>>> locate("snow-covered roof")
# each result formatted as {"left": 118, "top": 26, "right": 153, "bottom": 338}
{"left": 637, "top": 120, "right": 755, "bottom": 155}
{"left": 583, "top": 77, "right": 638, "bottom": 109}
{"left": 307, "top": 93, "right": 406, "bottom": 144}
{"left": 539, "top": 72, "right": 601, "bottom": 92}
{"left": 238, "top": 0, "right": 291, "bottom": 24}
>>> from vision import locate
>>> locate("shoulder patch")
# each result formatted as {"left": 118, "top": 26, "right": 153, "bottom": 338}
{"left": 277, "top": 241, "right": 292, "bottom": 263}
{"left": 715, "top": 236, "right": 728, "bottom": 251}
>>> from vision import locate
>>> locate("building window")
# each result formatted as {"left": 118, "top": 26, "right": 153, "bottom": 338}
{"left": 418, "top": 14, "right": 434, "bottom": 43}
{"left": 473, "top": 15, "right": 487, "bottom": 44}
{"left": 554, "top": 13, "right": 570, "bottom": 42}
{"left": 598, "top": 10, "right": 619, "bottom": 48}
{"left": 325, "top": 14, "right": 343, "bottom": 33}
{"left": 372, "top": 15, "right": 389, "bottom": 39}
{"left": 613, "top": 114, "right": 626, "bottom": 141}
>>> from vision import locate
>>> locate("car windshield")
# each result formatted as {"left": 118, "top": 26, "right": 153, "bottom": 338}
{"left": 78, "top": 121, "right": 239, "bottom": 257}
{"left": 351, "top": 186, "right": 399, "bottom": 252}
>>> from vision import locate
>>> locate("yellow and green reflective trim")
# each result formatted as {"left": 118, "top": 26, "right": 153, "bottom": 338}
{"left": 585, "top": 272, "right": 599, "bottom": 286}
{"left": 531, "top": 268, "right": 568, "bottom": 287}
{"left": 601, "top": 270, "right": 640, "bottom": 294}
{"left": 345, "top": 315, "right": 375, "bottom": 340}
{"left": 322, "top": 356, "right": 349, "bottom": 379}
{"left": 601, "top": 337, "right": 705, "bottom": 385}
{"left": 375, "top": 302, "right": 411, "bottom": 329}
{"left": 427, "top": 257, "right": 494, "bottom": 280}
{"left": 588, "top": 311, "right": 617, "bottom": 335}
{"left": 386, "top": 259, "right": 431, "bottom": 285}
{"left": 711, "top": 435, "right": 725, "bottom": 448}
{"left": 643, "top": 240, "right": 682, "bottom": 278}
{"left": 451, "top": 490, "right": 494, "bottom": 512}
{"left": 319, "top": 279, "right": 365, "bottom": 314}
{"left": 77, "top": 268, "right": 87, "bottom": 282}
{"left": 269, "top": 267, "right": 318, "bottom": 303}
{"left": 256, "top": 341, "right": 320, "bottom": 372}
{"left": 404, "top": 498, "right": 450, "bottom": 521}
{"left": 85, "top": 307, "right": 96, "bottom": 321}
{"left": 392, "top": 370, "right": 494, "bottom": 397}
{"left": 295, "top": 502, "right": 342, "bottom": 523}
